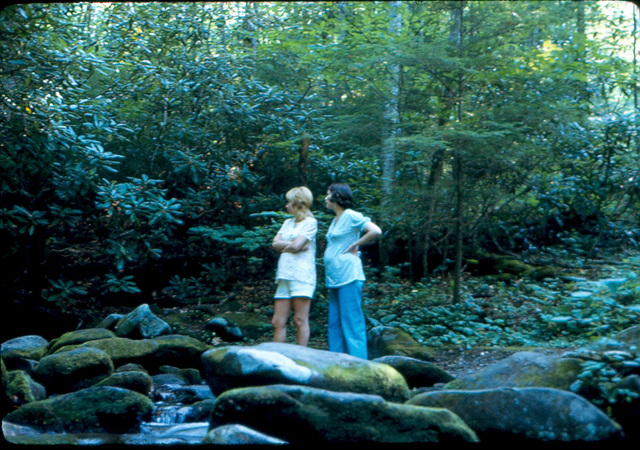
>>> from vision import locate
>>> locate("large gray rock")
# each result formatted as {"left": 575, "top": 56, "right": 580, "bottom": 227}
{"left": 203, "top": 424, "right": 288, "bottom": 445}
{"left": 34, "top": 347, "right": 114, "bottom": 394}
{"left": 209, "top": 384, "right": 479, "bottom": 444}
{"left": 3, "top": 386, "right": 153, "bottom": 433}
{"left": 201, "top": 342, "right": 410, "bottom": 402}
{"left": 373, "top": 355, "right": 454, "bottom": 388}
{"left": 115, "top": 303, "right": 172, "bottom": 338}
{"left": 1, "top": 335, "right": 49, "bottom": 369}
{"left": 409, "top": 387, "right": 624, "bottom": 442}
{"left": 445, "top": 351, "right": 582, "bottom": 390}
{"left": 205, "top": 316, "right": 244, "bottom": 342}
{"left": 96, "top": 313, "right": 124, "bottom": 330}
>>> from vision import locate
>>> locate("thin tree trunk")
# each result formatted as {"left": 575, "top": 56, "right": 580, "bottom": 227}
{"left": 421, "top": 147, "right": 444, "bottom": 278}
{"left": 299, "top": 134, "right": 310, "bottom": 185}
{"left": 379, "top": 1, "right": 402, "bottom": 267}
{"left": 634, "top": 5, "right": 638, "bottom": 111}
{"left": 382, "top": 1, "right": 402, "bottom": 203}
{"left": 575, "top": 0, "right": 588, "bottom": 101}
{"left": 453, "top": 145, "right": 463, "bottom": 304}
{"left": 450, "top": 1, "right": 465, "bottom": 304}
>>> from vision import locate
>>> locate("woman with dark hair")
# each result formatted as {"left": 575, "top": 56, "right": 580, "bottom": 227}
{"left": 323, "top": 183, "right": 381, "bottom": 359}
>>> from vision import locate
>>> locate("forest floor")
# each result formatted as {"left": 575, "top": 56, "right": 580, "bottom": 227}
{"left": 42, "top": 247, "right": 638, "bottom": 379}
{"left": 60, "top": 278, "right": 524, "bottom": 377}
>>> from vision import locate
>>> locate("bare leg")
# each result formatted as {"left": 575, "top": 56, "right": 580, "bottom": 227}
{"left": 292, "top": 297, "right": 311, "bottom": 346}
{"left": 271, "top": 299, "right": 292, "bottom": 343}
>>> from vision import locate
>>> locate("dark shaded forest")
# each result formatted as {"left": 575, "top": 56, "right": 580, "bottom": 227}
{"left": 1, "top": 1, "right": 638, "bottom": 346}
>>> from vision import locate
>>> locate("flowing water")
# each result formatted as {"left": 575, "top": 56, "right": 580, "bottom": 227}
{"left": 3, "top": 383, "right": 211, "bottom": 445}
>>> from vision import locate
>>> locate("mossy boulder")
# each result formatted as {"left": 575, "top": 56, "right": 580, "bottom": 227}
{"left": 55, "top": 337, "right": 157, "bottom": 367}
{"left": 3, "top": 386, "right": 153, "bottom": 433}
{"left": 53, "top": 334, "right": 209, "bottom": 371}
{"left": 530, "top": 265, "right": 559, "bottom": 280}
{"left": 114, "top": 303, "right": 172, "bottom": 339}
{"left": 210, "top": 384, "right": 478, "bottom": 444}
{"left": 494, "top": 257, "right": 532, "bottom": 275}
{"left": 47, "top": 328, "right": 116, "bottom": 354}
{"left": 151, "top": 334, "right": 211, "bottom": 369}
{"left": 409, "top": 387, "right": 623, "bottom": 442}
{"left": 34, "top": 347, "right": 114, "bottom": 394}
{"left": 1, "top": 335, "right": 49, "bottom": 369}
{"left": 201, "top": 342, "right": 410, "bottom": 402}
{"left": 372, "top": 355, "right": 454, "bottom": 388}
{"left": 367, "top": 326, "right": 437, "bottom": 361}
{"left": 93, "top": 370, "right": 153, "bottom": 395}
{"left": 4, "top": 369, "right": 47, "bottom": 405}
{"left": 158, "top": 365, "right": 203, "bottom": 384}
{"left": 444, "top": 351, "right": 582, "bottom": 391}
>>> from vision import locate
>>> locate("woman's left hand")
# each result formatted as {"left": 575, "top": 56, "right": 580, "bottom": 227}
{"left": 343, "top": 243, "right": 358, "bottom": 255}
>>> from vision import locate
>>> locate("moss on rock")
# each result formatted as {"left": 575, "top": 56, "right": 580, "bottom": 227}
{"left": 444, "top": 351, "right": 583, "bottom": 391}
{"left": 47, "top": 328, "right": 116, "bottom": 355}
{"left": 34, "top": 347, "right": 115, "bottom": 394}
{"left": 3, "top": 386, "right": 153, "bottom": 433}
{"left": 210, "top": 384, "right": 478, "bottom": 443}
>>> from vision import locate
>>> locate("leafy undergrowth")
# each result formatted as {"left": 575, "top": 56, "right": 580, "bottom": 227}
{"left": 72, "top": 248, "right": 638, "bottom": 377}
{"left": 44, "top": 248, "right": 638, "bottom": 416}
{"left": 365, "top": 250, "right": 639, "bottom": 352}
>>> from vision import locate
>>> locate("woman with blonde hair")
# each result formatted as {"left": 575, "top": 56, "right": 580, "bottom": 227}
{"left": 271, "top": 186, "right": 317, "bottom": 346}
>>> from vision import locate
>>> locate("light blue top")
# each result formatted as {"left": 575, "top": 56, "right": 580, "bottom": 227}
{"left": 323, "top": 209, "right": 371, "bottom": 288}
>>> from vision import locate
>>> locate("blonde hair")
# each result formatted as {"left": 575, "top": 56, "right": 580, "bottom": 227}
{"left": 286, "top": 186, "right": 314, "bottom": 221}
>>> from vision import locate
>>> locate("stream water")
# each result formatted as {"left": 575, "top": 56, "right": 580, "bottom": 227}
{"left": 3, "top": 383, "right": 211, "bottom": 445}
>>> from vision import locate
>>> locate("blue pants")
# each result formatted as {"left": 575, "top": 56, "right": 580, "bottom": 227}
{"left": 328, "top": 280, "right": 367, "bottom": 359}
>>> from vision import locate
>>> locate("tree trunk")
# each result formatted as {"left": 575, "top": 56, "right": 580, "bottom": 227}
{"left": 450, "top": 1, "right": 465, "bottom": 304}
{"left": 382, "top": 1, "right": 402, "bottom": 203}
{"left": 421, "top": 147, "right": 444, "bottom": 278}
{"left": 299, "top": 133, "right": 310, "bottom": 185}
{"left": 575, "top": 0, "right": 589, "bottom": 101}
{"left": 379, "top": 1, "right": 402, "bottom": 267}
{"left": 634, "top": 4, "right": 638, "bottom": 111}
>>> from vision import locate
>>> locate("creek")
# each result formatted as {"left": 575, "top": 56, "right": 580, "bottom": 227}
{"left": 3, "top": 382, "right": 211, "bottom": 445}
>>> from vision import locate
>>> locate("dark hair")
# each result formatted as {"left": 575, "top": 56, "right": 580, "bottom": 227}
{"left": 328, "top": 183, "right": 354, "bottom": 209}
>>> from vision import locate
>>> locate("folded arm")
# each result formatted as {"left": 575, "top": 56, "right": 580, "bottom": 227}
{"left": 272, "top": 234, "right": 309, "bottom": 253}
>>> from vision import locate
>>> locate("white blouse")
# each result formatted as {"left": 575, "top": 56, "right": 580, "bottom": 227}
{"left": 275, "top": 217, "right": 318, "bottom": 285}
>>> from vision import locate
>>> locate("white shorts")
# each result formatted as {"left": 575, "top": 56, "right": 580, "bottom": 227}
{"left": 274, "top": 279, "right": 315, "bottom": 300}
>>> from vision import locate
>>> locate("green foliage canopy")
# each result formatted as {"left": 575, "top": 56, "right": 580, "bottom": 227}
{"left": 0, "top": 2, "right": 637, "bottom": 308}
